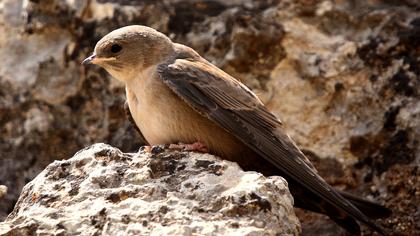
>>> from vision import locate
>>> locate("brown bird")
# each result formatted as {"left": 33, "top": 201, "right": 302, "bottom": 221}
{"left": 83, "top": 25, "right": 391, "bottom": 235}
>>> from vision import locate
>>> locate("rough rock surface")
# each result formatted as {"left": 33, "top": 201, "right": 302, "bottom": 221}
{"left": 0, "top": 0, "right": 419, "bottom": 235}
{"left": 0, "top": 143, "right": 300, "bottom": 236}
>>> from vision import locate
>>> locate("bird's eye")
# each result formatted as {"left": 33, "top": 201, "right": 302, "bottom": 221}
{"left": 110, "top": 44, "right": 122, "bottom": 54}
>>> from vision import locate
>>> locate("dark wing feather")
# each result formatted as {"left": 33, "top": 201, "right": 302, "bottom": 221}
{"left": 157, "top": 57, "right": 386, "bottom": 235}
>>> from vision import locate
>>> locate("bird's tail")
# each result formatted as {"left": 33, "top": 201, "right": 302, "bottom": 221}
{"left": 338, "top": 190, "right": 392, "bottom": 219}
{"left": 294, "top": 187, "right": 392, "bottom": 235}
{"left": 325, "top": 190, "right": 392, "bottom": 235}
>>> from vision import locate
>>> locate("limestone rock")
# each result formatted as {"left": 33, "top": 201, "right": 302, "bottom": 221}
{"left": 0, "top": 144, "right": 300, "bottom": 236}
{"left": 0, "top": 186, "right": 7, "bottom": 199}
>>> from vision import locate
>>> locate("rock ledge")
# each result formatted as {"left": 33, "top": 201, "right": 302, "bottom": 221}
{"left": 0, "top": 143, "right": 300, "bottom": 236}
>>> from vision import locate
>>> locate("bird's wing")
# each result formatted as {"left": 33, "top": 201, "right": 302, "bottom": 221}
{"left": 157, "top": 56, "right": 385, "bottom": 234}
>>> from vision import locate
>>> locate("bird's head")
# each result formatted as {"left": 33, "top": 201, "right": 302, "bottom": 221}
{"left": 82, "top": 25, "right": 174, "bottom": 81}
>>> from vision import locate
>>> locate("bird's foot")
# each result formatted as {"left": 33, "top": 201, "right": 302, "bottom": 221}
{"left": 141, "top": 145, "right": 152, "bottom": 153}
{"left": 169, "top": 141, "right": 208, "bottom": 153}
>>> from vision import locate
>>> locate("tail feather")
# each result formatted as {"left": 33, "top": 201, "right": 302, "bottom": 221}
{"left": 339, "top": 190, "right": 392, "bottom": 219}
{"left": 292, "top": 184, "right": 391, "bottom": 235}
{"left": 328, "top": 214, "right": 361, "bottom": 236}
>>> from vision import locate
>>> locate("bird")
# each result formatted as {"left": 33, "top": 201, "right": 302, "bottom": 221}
{"left": 82, "top": 25, "right": 391, "bottom": 235}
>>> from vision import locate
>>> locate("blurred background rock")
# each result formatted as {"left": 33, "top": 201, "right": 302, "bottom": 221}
{"left": 0, "top": 0, "right": 418, "bottom": 235}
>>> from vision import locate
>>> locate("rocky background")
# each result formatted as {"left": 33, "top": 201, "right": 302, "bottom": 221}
{"left": 0, "top": 0, "right": 419, "bottom": 235}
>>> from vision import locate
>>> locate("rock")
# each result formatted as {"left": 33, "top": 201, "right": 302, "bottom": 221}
{"left": 0, "top": 186, "right": 7, "bottom": 199}
{"left": 0, "top": 144, "right": 300, "bottom": 236}
{"left": 0, "top": 0, "right": 419, "bottom": 235}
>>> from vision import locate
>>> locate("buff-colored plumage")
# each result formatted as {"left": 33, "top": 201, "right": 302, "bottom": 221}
{"left": 124, "top": 64, "right": 244, "bottom": 159}
{"left": 83, "top": 25, "right": 391, "bottom": 235}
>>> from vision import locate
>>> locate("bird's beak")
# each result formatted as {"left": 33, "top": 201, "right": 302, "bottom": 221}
{"left": 82, "top": 54, "right": 97, "bottom": 65}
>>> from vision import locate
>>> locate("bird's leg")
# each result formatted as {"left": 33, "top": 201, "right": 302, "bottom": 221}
{"left": 169, "top": 141, "right": 208, "bottom": 153}
{"left": 142, "top": 145, "right": 152, "bottom": 153}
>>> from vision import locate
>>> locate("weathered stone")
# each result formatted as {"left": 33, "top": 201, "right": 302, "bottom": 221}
{"left": 0, "top": 144, "right": 300, "bottom": 236}
{"left": 0, "top": 186, "right": 7, "bottom": 200}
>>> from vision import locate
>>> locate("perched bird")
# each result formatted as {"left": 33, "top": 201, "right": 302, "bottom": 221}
{"left": 83, "top": 25, "right": 391, "bottom": 235}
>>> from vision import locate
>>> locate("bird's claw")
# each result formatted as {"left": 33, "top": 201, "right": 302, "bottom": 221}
{"left": 141, "top": 145, "right": 152, "bottom": 153}
{"left": 169, "top": 141, "right": 208, "bottom": 153}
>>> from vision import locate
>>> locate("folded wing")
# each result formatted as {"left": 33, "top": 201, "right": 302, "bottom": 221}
{"left": 157, "top": 55, "right": 386, "bottom": 235}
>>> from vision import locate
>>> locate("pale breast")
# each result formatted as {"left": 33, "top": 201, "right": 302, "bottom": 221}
{"left": 125, "top": 69, "right": 247, "bottom": 159}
